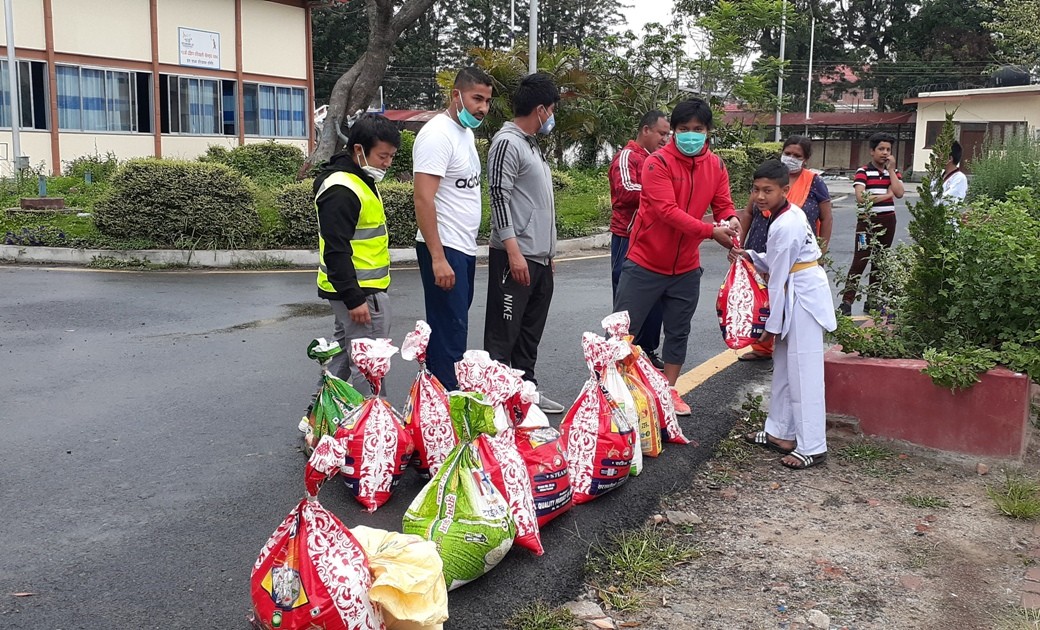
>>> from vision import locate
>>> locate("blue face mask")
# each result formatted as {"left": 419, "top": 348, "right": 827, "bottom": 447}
{"left": 675, "top": 131, "right": 707, "bottom": 156}
{"left": 538, "top": 109, "right": 556, "bottom": 135}
{"left": 455, "top": 91, "right": 483, "bottom": 129}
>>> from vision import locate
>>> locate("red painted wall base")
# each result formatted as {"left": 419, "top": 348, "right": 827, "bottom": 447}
{"left": 825, "top": 349, "right": 1033, "bottom": 458}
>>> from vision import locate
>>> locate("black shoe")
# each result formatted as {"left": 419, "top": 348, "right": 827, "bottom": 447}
{"left": 645, "top": 350, "right": 666, "bottom": 370}
{"left": 838, "top": 302, "right": 852, "bottom": 317}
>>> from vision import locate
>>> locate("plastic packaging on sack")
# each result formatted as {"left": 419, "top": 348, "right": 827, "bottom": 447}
{"left": 507, "top": 381, "right": 573, "bottom": 527}
{"left": 250, "top": 436, "right": 383, "bottom": 630}
{"left": 560, "top": 333, "right": 636, "bottom": 504}
{"left": 456, "top": 351, "right": 544, "bottom": 556}
{"left": 599, "top": 340, "right": 644, "bottom": 477}
{"left": 601, "top": 311, "right": 691, "bottom": 445}
{"left": 336, "top": 338, "right": 415, "bottom": 512}
{"left": 402, "top": 392, "right": 516, "bottom": 591}
{"left": 351, "top": 526, "right": 449, "bottom": 630}
{"left": 715, "top": 235, "right": 770, "bottom": 350}
{"left": 401, "top": 321, "right": 456, "bottom": 480}
{"left": 299, "top": 338, "right": 366, "bottom": 454}
{"left": 624, "top": 374, "right": 663, "bottom": 457}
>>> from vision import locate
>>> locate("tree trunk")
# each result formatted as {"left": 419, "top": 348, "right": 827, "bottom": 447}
{"left": 302, "top": 0, "right": 438, "bottom": 177}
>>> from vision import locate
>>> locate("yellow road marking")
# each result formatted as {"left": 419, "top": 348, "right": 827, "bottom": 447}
{"left": 674, "top": 347, "right": 751, "bottom": 395}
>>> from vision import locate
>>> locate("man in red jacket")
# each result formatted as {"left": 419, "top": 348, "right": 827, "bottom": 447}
{"left": 608, "top": 110, "right": 671, "bottom": 369}
{"left": 614, "top": 98, "right": 739, "bottom": 416}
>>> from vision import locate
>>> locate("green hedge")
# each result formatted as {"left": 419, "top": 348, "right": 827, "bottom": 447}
{"left": 94, "top": 159, "right": 261, "bottom": 248}
{"left": 715, "top": 148, "right": 752, "bottom": 201}
{"left": 746, "top": 142, "right": 783, "bottom": 166}
{"left": 386, "top": 130, "right": 415, "bottom": 181}
{"left": 275, "top": 179, "right": 417, "bottom": 249}
{"left": 63, "top": 151, "right": 120, "bottom": 183}
{"left": 200, "top": 142, "right": 305, "bottom": 186}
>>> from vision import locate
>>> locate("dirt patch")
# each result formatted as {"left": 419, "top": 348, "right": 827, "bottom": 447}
{"left": 604, "top": 393, "right": 1040, "bottom": 630}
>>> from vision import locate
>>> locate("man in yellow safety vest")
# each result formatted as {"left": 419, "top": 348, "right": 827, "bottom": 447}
{"left": 314, "top": 113, "right": 400, "bottom": 393}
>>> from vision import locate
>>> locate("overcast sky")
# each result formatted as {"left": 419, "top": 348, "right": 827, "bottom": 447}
{"left": 619, "top": 0, "right": 676, "bottom": 35}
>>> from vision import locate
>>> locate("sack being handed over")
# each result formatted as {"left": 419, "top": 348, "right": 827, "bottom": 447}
{"left": 602, "top": 311, "right": 691, "bottom": 445}
{"left": 298, "top": 338, "right": 366, "bottom": 454}
{"left": 336, "top": 338, "right": 415, "bottom": 512}
{"left": 401, "top": 321, "right": 456, "bottom": 480}
{"left": 560, "top": 333, "right": 637, "bottom": 505}
{"left": 507, "top": 380, "right": 573, "bottom": 528}
{"left": 457, "top": 351, "right": 544, "bottom": 556}
{"left": 402, "top": 392, "right": 516, "bottom": 591}
{"left": 716, "top": 241, "right": 769, "bottom": 349}
{"left": 250, "top": 436, "right": 382, "bottom": 630}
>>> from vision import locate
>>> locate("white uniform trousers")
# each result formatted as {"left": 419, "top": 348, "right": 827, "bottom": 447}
{"left": 764, "top": 301, "right": 828, "bottom": 456}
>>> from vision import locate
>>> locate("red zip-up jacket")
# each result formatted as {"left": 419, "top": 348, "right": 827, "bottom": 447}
{"left": 626, "top": 140, "right": 737, "bottom": 276}
{"left": 608, "top": 140, "right": 649, "bottom": 236}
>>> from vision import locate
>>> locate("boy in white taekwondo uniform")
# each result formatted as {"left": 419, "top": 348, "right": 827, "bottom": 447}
{"left": 733, "top": 159, "right": 837, "bottom": 469}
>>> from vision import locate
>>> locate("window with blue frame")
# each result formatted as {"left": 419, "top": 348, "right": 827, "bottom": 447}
{"left": 56, "top": 64, "right": 143, "bottom": 132}
{"left": 242, "top": 82, "right": 307, "bottom": 138}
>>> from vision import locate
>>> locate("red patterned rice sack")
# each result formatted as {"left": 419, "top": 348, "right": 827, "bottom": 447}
{"left": 457, "top": 351, "right": 544, "bottom": 556}
{"left": 401, "top": 321, "right": 456, "bottom": 480}
{"left": 298, "top": 339, "right": 366, "bottom": 455}
{"left": 335, "top": 338, "right": 415, "bottom": 513}
{"left": 602, "top": 311, "right": 691, "bottom": 445}
{"left": 560, "top": 333, "right": 636, "bottom": 505}
{"left": 716, "top": 252, "right": 770, "bottom": 350}
{"left": 250, "top": 436, "right": 383, "bottom": 630}
{"left": 506, "top": 382, "right": 573, "bottom": 527}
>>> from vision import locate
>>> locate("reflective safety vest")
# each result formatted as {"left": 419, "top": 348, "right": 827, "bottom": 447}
{"left": 315, "top": 171, "right": 390, "bottom": 294}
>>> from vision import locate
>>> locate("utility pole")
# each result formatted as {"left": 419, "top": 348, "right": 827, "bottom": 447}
{"left": 804, "top": 15, "right": 815, "bottom": 135}
{"left": 510, "top": 0, "right": 515, "bottom": 48}
{"left": 528, "top": 0, "right": 538, "bottom": 74}
{"left": 774, "top": 0, "right": 787, "bottom": 142}
{"left": 4, "top": 0, "right": 24, "bottom": 172}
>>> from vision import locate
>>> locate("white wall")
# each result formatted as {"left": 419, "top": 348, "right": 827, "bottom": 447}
{"left": 157, "top": 0, "right": 236, "bottom": 73}
{"left": 51, "top": 0, "right": 151, "bottom": 62}
{"left": 241, "top": 0, "right": 306, "bottom": 80}
{"left": 0, "top": 130, "right": 50, "bottom": 174}
{"left": 0, "top": 0, "right": 46, "bottom": 50}
{"left": 912, "top": 94, "right": 1040, "bottom": 171}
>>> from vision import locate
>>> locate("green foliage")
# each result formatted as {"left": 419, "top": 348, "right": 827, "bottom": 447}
{"left": 200, "top": 142, "right": 305, "bottom": 187}
{"left": 921, "top": 347, "right": 1003, "bottom": 390}
{"left": 745, "top": 142, "right": 783, "bottom": 167}
{"left": 505, "top": 603, "right": 579, "bottom": 630}
{"left": 63, "top": 151, "right": 121, "bottom": 183}
{"left": 94, "top": 159, "right": 261, "bottom": 249}
{"left": 551, "top": 169, "right": 575, "bottom": 191}
{"left": 386, "top": 130, "right": 415, "bottom": 181}
{"left": 902, "top": 494, "right": 950, "bottom": 509}
{"left": 715, "top": 148, "right": 751, "bottom": 200}
{"left": 44, "top": 176, "right": 110, "bottom": 209}
{"left": 380, "top": 181, "right": 418, "bottom": 248}
{"left": 967, "top": 133, "right": 1040, "bottom": 204}
{"left": 585, "top": 526, "right": 700, "bottom": 610}
{"left": 275, "top": 180, "right": 315, "bottom": 248}
{"left": 989, "top": 470, "right": 1040, "bottom": 520}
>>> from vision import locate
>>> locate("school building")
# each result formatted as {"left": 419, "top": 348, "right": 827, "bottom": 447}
{"left": 903, "top": 84, "right": 1040, "bottom": 172}
{"left": 0, "top": 0, "right": 315, "bottom": 175}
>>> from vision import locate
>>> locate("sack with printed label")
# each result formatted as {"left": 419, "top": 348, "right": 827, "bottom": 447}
{"left": 505, "top": 381, "right": 573, "bottom": 527}
{"left": 602, "top": 312, "right": 691, "bottom": 445}
{"left": 598, "top": 339, "right": 644, "bottom": 477}
{"left": 250, "top": 435, "right": 383, "bottom": 630}
{"left": 624, "top": 372, "right": 663, "bottom": 457}
{"left": 298, "top": 339, "right": 366, "bottom": 455}
{"left": 716, "top": 252, "right": 770, "bottom": 350}
{"left": 335, "top": 338, "right": 415, "bottom": 513}
{"left": 400, "top": 321, "right": 456, "bottom": 480}
{"left": 560, "top": 333, "right": 636, "bottom": 505}
{"left": 402, "top": 392, "right": 516, "bottom": 591}
{"left": 456, "top": 351, "right": 544, "bottom": 556}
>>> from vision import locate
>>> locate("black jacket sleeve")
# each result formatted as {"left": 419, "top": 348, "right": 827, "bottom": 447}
{"left": 316, "top": 186, "right": 367, "bottom": 309}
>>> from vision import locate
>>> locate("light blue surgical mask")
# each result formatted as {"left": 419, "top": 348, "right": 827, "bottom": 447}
{"left": 455, "top": 90, "right": 483, "bottom": 129}
{"left": 538, "top": 108, "right": 556, "bottom": 135}
{"left": 675, "top": 131, "right": 707, "bottom": 156}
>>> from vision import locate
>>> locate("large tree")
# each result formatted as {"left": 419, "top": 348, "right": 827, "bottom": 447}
{"left": 307, "top": 0, "right": 438, "bottom": 172}
{"left": 985, "top": 0, "right": 1040, "bottom": 72}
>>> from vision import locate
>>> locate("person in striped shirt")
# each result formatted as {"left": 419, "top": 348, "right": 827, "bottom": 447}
{"left": 840, "top": 132, "right": 905, "bottom": 315}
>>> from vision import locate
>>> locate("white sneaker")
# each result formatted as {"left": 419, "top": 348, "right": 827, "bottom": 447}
{"left": 536, "top": 393, "right": 566, "bottom": 414}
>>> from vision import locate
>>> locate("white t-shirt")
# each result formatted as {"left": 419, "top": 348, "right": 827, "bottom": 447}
{"left": 412, "top": 112, "right": 482, "bottom": 256}
{"left": 939, "top": 169, "right": 968, "bottom": 204}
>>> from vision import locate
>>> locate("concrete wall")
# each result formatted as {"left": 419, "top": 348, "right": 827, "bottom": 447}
{"left": 911, "top": 93, "right": 1040, "bottom": 171}
{"left": 51, "top": 0, "right": 151, "bottom": 62}
{"left": 0, "top": 0, "right": 46, "bottom": 50}
{"left": 0, "top": 130, "right": 50, "bottom": 174}
{"left": 241, "top": 0, "right": 306, "bottom": 79}
{"left": 157, "top": 0, "right": 237, "bottom": 73}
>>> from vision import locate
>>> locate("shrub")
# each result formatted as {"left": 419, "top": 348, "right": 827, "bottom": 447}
{"left": 277, "top": 178, "right": 417, "bottom": 249}
{"left": 200, "top": 141, "right": 306, "bottom": 187}
{"left": 45, "top": 175, "right": 109, "bottom": 209}
{"left": 745, "top": 142, "right": 783, "bottom": 167}
{"left": 715, "top": 148, "right": 751, "bottom": 201}
{"left": 63, "top": 151, "right": 120, "bottom": 183}
{"left": 386, "top": 130, "right": 415, "bottom": 181}
{"left": 94, "top": 159, "right": 261, "bottom": 248}
{"left": 551, "top": 169, "right": 575, "bottom": 191}
{"left": 968, "top": 133, "right": 1040, "bottom": 203}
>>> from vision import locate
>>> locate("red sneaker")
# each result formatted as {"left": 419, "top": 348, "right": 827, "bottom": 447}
{"left": 670, "top": 387, "right": 691, "bottom": 416}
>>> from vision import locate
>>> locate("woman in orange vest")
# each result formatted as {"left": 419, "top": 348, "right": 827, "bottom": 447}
{"left": 735, "top": 135, "right": 833, "bottom": 361}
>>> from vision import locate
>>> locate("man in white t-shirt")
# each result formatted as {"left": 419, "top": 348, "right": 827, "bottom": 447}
{"left": 412, "top": 67, "right": 493, "bottom": 390}
{"left": 938, "top": 140, "right": 968, "bottom": 204}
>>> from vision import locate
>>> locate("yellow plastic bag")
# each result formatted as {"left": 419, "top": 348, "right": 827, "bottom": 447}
{"left": 351, "top": 526, "right": 449, "bottom": 630}
{"left": 624, "top": 373, "right": 663, "bottom": 457}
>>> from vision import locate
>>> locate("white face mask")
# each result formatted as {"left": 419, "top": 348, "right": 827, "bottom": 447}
{"left": 780, "top": 154, "right": 803, "bottom": 173}
{"left": 357, "top": 152, "right": 386, "bottom": 183}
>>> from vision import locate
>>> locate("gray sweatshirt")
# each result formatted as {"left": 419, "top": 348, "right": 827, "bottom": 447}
{"left": 488, "top": 121, "right": 557, "bottom": 265}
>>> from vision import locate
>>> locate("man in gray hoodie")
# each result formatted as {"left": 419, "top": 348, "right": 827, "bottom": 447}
{"left": 485, "top": 72, "right": 564, "bottom": 414}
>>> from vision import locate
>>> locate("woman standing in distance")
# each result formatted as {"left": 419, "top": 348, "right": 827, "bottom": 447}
{"left": 735, "top": 135, "right": 833, "bottom": 362}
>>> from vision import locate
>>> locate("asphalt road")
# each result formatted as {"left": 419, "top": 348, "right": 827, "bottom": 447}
{"left": 0, "top": 190, "right": 909, "bottom": 629}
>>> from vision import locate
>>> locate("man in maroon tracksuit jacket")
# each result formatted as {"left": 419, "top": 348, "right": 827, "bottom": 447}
{"left": 608, "top": 110, "right": 671, "bottom": 369}
{"left": 614, "top": 98, "right": 739, "bottom": 416}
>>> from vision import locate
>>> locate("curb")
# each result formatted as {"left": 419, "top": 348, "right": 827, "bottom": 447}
{"left": 0, "top": 232, "right": 611, "bottom": 268}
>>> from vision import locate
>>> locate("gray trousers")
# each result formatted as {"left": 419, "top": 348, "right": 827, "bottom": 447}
{"left": 322, "top": 292, "right": 391, "bottom": 396}
{"left": 613, "top": 260, "right": 702, "bottom": 366}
